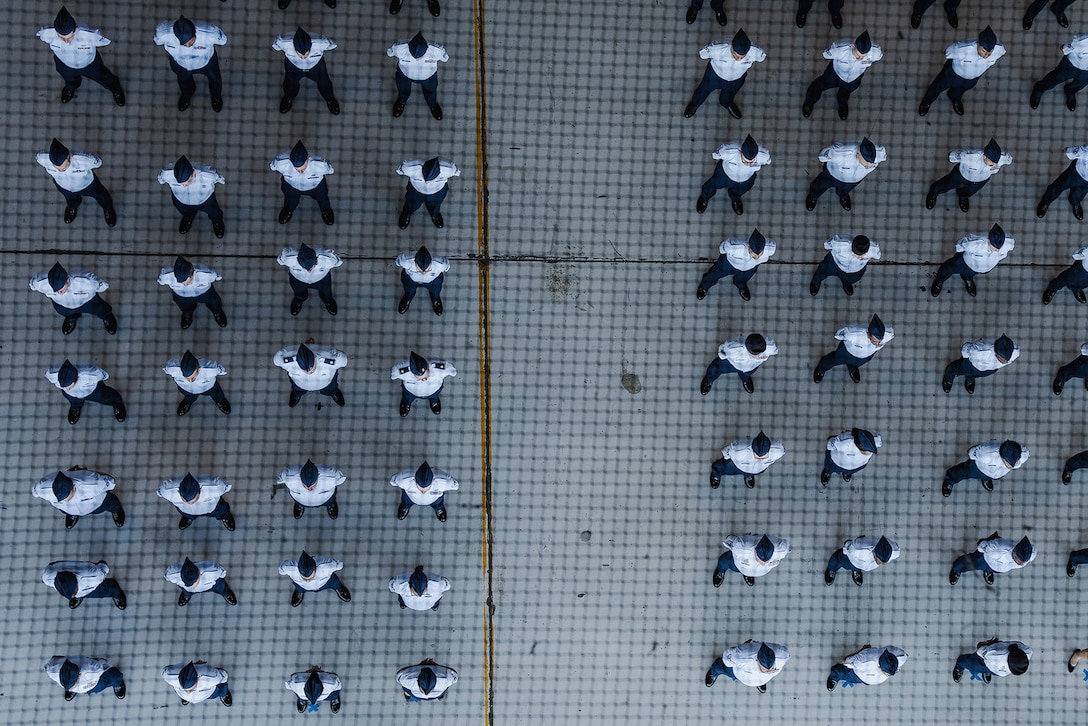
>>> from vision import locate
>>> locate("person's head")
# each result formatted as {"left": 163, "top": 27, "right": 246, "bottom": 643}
{"left": 740, "top": 135, "right": 759, "bottom": 165}
{"left": 297, "top": 243, "right": 318, "bottom": 271}
{"left": 1007, "top": 644, "right": 1030, "bottom": 675}
{"left": 49, "top": 138, "right": 71, "bottom": 170}
{"left": 409, "top": 32, "right": 428, "bottom": 59}
{"left": 994, "top": 334, "right": 1015, "bottom": 364}
{"left": 988, "top": 223, "right": 1005, "bottom": 250}
{"left": 422, "top": 157, "right": 442, "bottom": 181}
{"left": 300, "top": 459, "right": 320, "bottom": 489}
{"left": 293, "top": 26, "right": 312, "bottom": 57}
{"left": 752, "top": 431, "right": 771, "bottom": 459}
{"left": 984, "top": 138, "right": 1002, "bottom": 167}
{"left": 54, "top": 7, "right": 77, "bottom": 40}
{"left": 52, "top": 471, "right": 74, "bottom": 501}
{"left": 878, "top": 649, "right": 899, "bottom": 676}
{"left": 58, "top": 359, "right": 78, "bottom": 389}
{"left": 180, "top": 350, "right": 200, "bottom": 381}
{"left": 756, "top": 643, "right": 776, "bottom": 672}
{"left": 853, "top": 30, "right": 871, "bottom": 57}
{"left": 173, "top": 255, "right": 194, "bottom": 284}
{"left": 173, "top": 156, "right": 194, "bottom": 185}
{"left": 873, "top": 536, "right": 893, "bottom": 566}
{"left": 999, "top": 440, "right": 1022, "bottom": 469}
{"left": 179, "top": 662, "right": 200, "bottom": 691}
{"left": 747, "top": 228, "right": 766, "bottom": 257}
{"left": 867, "top": 314, "right": 885, "bottom": 345}
{"left": 977, "top": 26, "right": 997, "bottom": 58}
{"left": 754, "top": 534, "right": 775, "bottom": 564}
{"left": 858, "top": 137, "right": 877, "bottom": 168}
{"left": 179, "top": 473, "right": 201, "bottom": 503}
{"left": 1012, "top": 536, "right": 1034, "bottom": 566}
{"left": 59, "top": 659, "right": 80, "bottom": 692}
{"left": 54, "top": 570, "right": 79, "bottom": 599}
{"left": 296, "top": 344, "right": 317, "bottom": 374}
{"left": 851, "top": 235, "right": 870, "bottom": 257}
{"left": 173, "top": 16, "right": 197, "bottom": 47}
{"left": 181, "top": 557, "right": 200, "bottom": 587}
{"left": 853, "top": 428, "right": 878, "bottom": 454}
{"left": 298, "top": 551, "right": 317, "bottom": 580}
{"left": 417, "top": 667, "right": 437, "bottom": 694}
{"left": 414, "top": 245, "right": 433, "bottom": 272}
{"left": 415, "top": 461, "right": 434, "bottom": 489}
{"left": 409, "top": 351, "right": 430, "bottom": 379}
{"left": 409, "top": 565, "right": 428, "bottom": 596}
{"left": 48, "top": 261, "right": 69, "bottom": 294}
{"left": 744, "top": 333, "right": 766, "bottom": 357}
{"left": 731, "top": 29, "right": 751, "bottom": 58}
{"left": 290, "top": 140, "right": 309, "bottom": 171}
{"left": 304, "top": 671, "right": 324, "bottom": 705}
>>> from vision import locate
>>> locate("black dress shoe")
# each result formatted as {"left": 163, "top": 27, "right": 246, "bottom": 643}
{"left": 65, "top": 691, "right": 76, "bottom": 701}
{"left": 851, "top": 570, "right": 863, "bottom": 586}
{"left": 712, "top": 570, "right": 724, "bottom": 587}
{"left": 430, "top": 103, "right": 443, "bottom": 120}
{"left": 710, "top": 476, "right": 720, "bottom": 489}
{"left": 322, "top": 208, "right": 335, "bottom": 225}
{"left": 64, "top": 514, "right": 79, "bottom": 531}
{"left": 113, "top": 404, "right": 126, "bottom": 422}
{"left": 330, "top": 699, "right": 341, "bottom": 713}
{"left": 1075, "top": 205, "right": 1084, "bottom": 220}
{"left": 429, "top": 297, "right": 442, "bottom": 315}
{"left": 400, "top": 400, "right": 411, "bottom": 417}
{"left": 982, "top": 571, "right": 994, "bottom": 586}
{"left": 1023, "top": 14, "right": 1034, "bottom": 29}
{"left": 430, "top": 398, "right": 441, "bottom": 415}
{"left": 177, "top": 398, "right": 192, "bottom": 417}
{"left": 178, "top": 515, "right": 194, "bottom": 530}
{"left": 842, "top": 281, "right": 854, "bottom": 296}
{"left": 289, "top": 390, "right": 303, "bottom": 408}
{"left": 61, "top": 87, "right": 75, "bottom": 103}
{"left": 696, "top": 196, "right": 708, "bottom": 214}
{"left": 726, "top": 103, "right": 741, "bottom": 119}
{"left": 942, "top": 377, "right": 953, "bottom": 393}
{"left": 211, "top": 96, "right": 223, "bottom": 113}
{"left": 947, "top": 11, "right": 958, "bottom": 27}
{"left": 705, "top": 671, "right": 716, "bottom": 687}
{"left": 738, "top": 284, "right": 751, "bottom": 301}
{"left": 683, "top": 102, "right": 697, "bottom": 118}
{"left": 325, "top": 0, "right": 337, "bottom": 7}
{"left": 848, "top": 367, "right": 860, "bottom": 383}
{"left": 336, "top": 585, "right": 352, "bottom": 602}
{"left": 911, "top": 13, "right": 921, "bottom": 28}
{"left": 1037, "top": 201, "right": 1048, "bottom": 217}
{"left": 696, "top": 285, "right": 707, "bottom": 300}
{"left": 824, "top": 568, "right": 835, "bottom": 585}
{"left": 180, "top": 311, "right": 193, "bottom": 329}
{"left": 327, "top": 98, "right": 340, "bottom": 115}
{"left": 743, "top": 475, "right": 755, "bottom": 489}
{"left": 297, "top": 699, "right": 306, "bottom": 714}
{"left": 399, "top": 211, "right": 411, "bottom": 228}
{"left": 801, "top": 103, "right": 813, "bottom": 118}
{"left": 62, "top": 316, "right": 78, "bottom": 335}
{"left": 831, "top": 13, "right": 842, "bottom": 28}
{"left": 1030, "top": 92, "right": 1041, "bottom": 109}
{"left": 390, "top": 0, "right": 402, "bottom": 11}
{"left": 841, "top": 472, "right": 852, "bottom": 482}
{"left": 397, "top": 502, "right": 410, "bottom": 519}
{"left": 292, "top": 590, "right": 304, "bottom": 607}
{"left": 293, "top": 502, "right": 305, "bottom": 520}
{"left": 827, "top": 676, "right": 837, "bottom": 692}
{"left": 813, "top": 368, "right": 824, "bottom": 383}
{"left": 280, "top": 0, "right": 291, "bottom": 7}
{"left": 64, "top": 206, "right": 77, "bottom": 224}
{"left": 104, "top": 207, "right": 117, "bottom": 227}
{"left": 393, "top": 98, "right": 405, "bottom": 117}
{"left": 981, "top": 478, "right": 994, "bottom": 492}
{"left": 1055, "top": 378, "right": 1065, "bottom": 395}
{"left": 331, "top": 389, "right": 345, "bottom": 407}
{"left": 114, "top": 682, "right": 126, "bottom": 699}
{"left": 1070, "top": 560, "right": 1078, "bottom": 577}
{"left": 715, "top": 10, "right": 726, "bottom": 25}
{"left": 839, "top": 194, "right": 851, "bottom": 211}
{"left": 918, "top": 103, "right": 929, "bottom": 116}
{"left": 743, "top": 575, "right": 755, "bottom": 587}
{"left": 280, "top": 96, "right": 292, "bottom": 113}
{"left": 1043, "top": 289, "right": 1055, "bottom": 305}
{"left": 731, "top": 198, "right": 743, "bottom": 215}
{"left": 809, "top": 281, "right": 820, "bottom": 296}
{"left": 756, "top": 684, "right": 767, "bottom": 693}
{"left": 1064, "top": 469, "right": 1073, "bottom": 484}
{"left": 179, "top": 217, "right": 192, "bottom": 234}
{"left": 278, "top": 207, "right": 292, "bottom": 224}
{"left": 430, "top": 212, "right": 444, "bottom": 228}
{"left": 964, "top": 278, "right": 977, "bottom": 297}
{"left": 212, "top": 220, "right": 225, "bottom": 238}
{"left": 1058, "top": 13, "right": 1071, "bottom": 28}
{"left": 327, "top": 502, "right": 338, "bottom": 519}
{"left": 837, "top": 105, "right": 848, "bottom": 120}
{"left": 221, "top": 691, "right": 232, "bottom": 707}
{"left": 112, "top": 507, "right": 125, "bottom": 527}
{"left": 1076, "top": 289, "right": 1088, "bottom": 304}
{"left": 951, "top": 100, "right": 964, "bottom": 115}
{"left": 224, "top": 589, "right": 237, "bottom": 605}
{"left": 700, "top": 377, "right": 711, "bottom": 395}
{"left": 67, "top": 407, "right": 81, "bottom": 424}
{"left": 805, "top": 195, "right": 817, "bottom": 211}
{"left": 178, "top": 591, "right": 191, "bottom": 606}
{"left": 325, "top": 298, "right": 338, "bottom": 315}
{"left": 290, "top": 298, "right": 303, "bottom": 316}
{"left": 949, "top": 569, "right": 959, "bottom": 585}
{"left": 742, "top": 377, "right": 754, "bottom": 394}
{"left": 427, "top": 0, "right": 441, "bottom": 16}
{"left": 925, "top": 194, "right": 937, "bottom": 209}
{"left": 958, "top": 197, "right": 969, "bottom": 213}
{"left": 686, "top": 6, "right": 698, "bottom": 23}
{"left": 178, "top": 95, "right": 191, "bottom": 111}
{"left": 796, "top": 12, "right": 807, "bottom": 27}
{"left": 1070, "top": 95, "right": 1079, "bottom": 112}
{"left": 213, "top": 311, "right": 227, "bottom": 327}
{"left": 216, "top": 398, "right": 230, "bottom": 415}
{"left": 222, "top": 513, "right": 235, "bottom": 531}
{"left": 398, "top": 295, "right": 411, "bottom": 314}
{"left": 964, "top": 378, "right": 975, "bottom": 394}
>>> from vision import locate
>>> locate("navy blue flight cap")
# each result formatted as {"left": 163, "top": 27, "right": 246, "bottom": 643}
{"left": 54, "top": 7, "right": 77, "bottom": 35}
{"left": 867, "top": 314, "right": 885, "bottom": 340}
{"left": 181, "top": 557, "right": 200, "bottom": 587}
{"left": 52, "top": 471, "right": 74, "bottom": 500}
{"left": 304, "top": 671, "right": 323, "bottom": 704}
{"left": 290, "top": 140, "right": 308, "bottom": 168}
{"left": 854, "top": 30, "right": 871, "bottom": 54}
{"left": 54, "top": 571, "right": 79, "bottom": 599}
{"left": 173, "top": 156, "right": 194, "bottom": 184}
{"left": 293, "top": 26, "right": 312, "bottom": 55}
{"left": 409, "top": 32, "right": 428, "bottom": 58}
{"left": 173, "top": 255, "right": 194, "bottom": 282}
{"left": 415, "top": 461, "right": 434, "bottom": 487}
{"left": 752, "top": 432, "right": 771, "bottom": 457}
{"left": 180, "top": 350, "right": 199, "bottom": 377}
{"left": 49, "top": 138, "right": 69, "bottom": 166}
{"left": 731, "top": 29, "right": 751, "bottom": 56}
{"left": 415, "top": 245, "right": 432, "bottom": 270}
{"left": 58, "top": 360, "right": 78, "bottom": 387}
{"left": 173, "top": 16, "right": 196, "bottom": 44}
{"left": 984, "top": 138, "right": 1002, "bottom": 163}
{"left": 409, "top": 352, "right": 429, "bottom": 376}
{"left": 851, "top": 235, "right": 870, "bottom": 255}
{"left": 422, "top": 157, "right": 441, "bottom": 181}
{"left": 179, "top": 662, "right": 199, "bottom": 689}
{"left": 297, "top": 243, "right": 318, "bottom": 270}
{"left": 295, "top": 344, "right": 316, "bottom": 371}
{"left": 409, "top": 565, "right": 428, "bottom": 594}
{"left": 756, "top": 643, "right": 775, "bottom": 669}
{"left": 179, "top": 473, "right": 200, "bottom": 501}
{"left": 297, "top": 551, "right": 317, "bottom": 577}
{"left": 48, "top": 262, "right": 68, "bottom": 291}
{"left": 994, "top": 334, "right": 1015, "bottom": 361}
{"left": 740, "top": 134, "right": 759, "bottom": 160}
{"left": 859, "top": 137, "right": 877, "bottom": 163}
{"left": 300, "top": 459, "right": 319, "bottom": 487}
{"left": 748, "top": 228, "right": 766, "bottom": 254}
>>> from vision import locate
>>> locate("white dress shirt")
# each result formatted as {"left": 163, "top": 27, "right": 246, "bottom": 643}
{"left": 158, "top": 165, "right": 223, "bottom": 206}
{"left": 397, "top": 159, "right": 461, "bottom": 195}
{"left": 722, "top": 534, "right": 790, "bottom": 577}
{"left": 843, "top": 646, "right": 907, "bottom": 685}
{"left": 37, "top": 27, "right": 110, "bottom": 69}
{"left": 836, "top": 323, "right": 893, "bottom": 358}
{"left": 154, "top": 21, "right": 226, "bottom": 70}
{"left": 164, "top": 561, "right": 226, "bottom": 593}
{"left": 35, "top": 151, "right": 101, "bottom": 192}
{"left": 273, "top": 34, "right": 336, "bottom": 70}
{"left": 279, "top": 556, "right": 343, "bottom": 591}
{"left": 274, "top": 345, "right": 348, "bottom": 391}
{"left": 396, "top": 252, "right": 450, "bottom": 283}
{"left": 270, "top": 155, "right": 334, "bottom": 191}
{"left": 389, "top": 571, "right": 450, "bottom": 610}
{"left": 947, "top": 40, "right": 1005, "bottom": 79}
{"left": 825, "top": 39, "right": 883, "bottom": 83}
{"left": 42, "top": 561, "right": 109, "bottom": 597}
{"left": 157, "top": 263, "right": 220, "bottom": 297}
{"left": 279, "top": 464, "right": 345, "bottom": 507}
{"left": 33, "top": 469, "right": 115, "bottom": 516}
{"left": 156, "top": 474, "right": 231, "bottom": 516}
{"left": 820, "top": 142, "right": 887, "bottom": 183}
{"left": 45, "top": 362, "right": 107, "bottom": 399}
{"left": 45, "top": 656, "right": 114, "bottom": 693}
{"left": 161, "top": 662, "right": 228, "bottom": 703}
{"left": 712, "top": 141, "right": 771, "bottom": 183}
{"left": 721, "top": 437, "right": 786, "bottom": 475}
{"left": 279, "top": 246, "right": 342, "bottom": 283}
{"left": 842, "top": 537, "right": 900, "bottom": 571}
{"left": 1063, "top": 35, "right": 1088, "bottom": 70}
{"left": 961, "top": 339, "right": 1020, "bottom": 371}
{"left": 825, "top": 235, "right": 881, "bottom": 274}
{"left": 396, "top": 664, "right": 458, "bottom": 699}
{"left": 969, "top": 440, "right": 1029, "bottom": 479}
{"left": 951, "top": 149, "right": 1012, "bottom": 183}
{"left": 979, "top": 642, "right": 1032, "bottom": 676}
{"left": 957, "top": 233, "right": 1013, "bottom": 273}
{"left": 388, "top": 41, "right": 449, "bottom": 80}
{"left": 391, "top": 467, "right": 459, "bottom": 506}
{"left": 162, "top": 357, "right": 225, "bottom": 394}
{"left": 719, "top": 237, "right": 776, "bottom": 271}
{"left": 977, "top": 537, "right": 1036, "bottom": 573}
{"left": 286, "top": 671, "right": 341, "bottom": 701}
{"left": 717, "top": 335, "right": 778, "bottom": 373}
{"left": 30, "top": 268, "right": 107, "bottom": 308}
{"left": 700, "top": 42, "right": 766, "bottom": 81}
{"left": 827, "top": 431, "right": 882, "bottom": 470}
{"left": 721, "top": 642, "right": 789, "bottom": 687}
{"left": 391, "top": 359, "right": 457, "bottom": 397}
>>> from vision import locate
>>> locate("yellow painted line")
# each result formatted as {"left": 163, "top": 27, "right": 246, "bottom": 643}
{"left": 473, "top": 0, "right": 496, "bottom": 724}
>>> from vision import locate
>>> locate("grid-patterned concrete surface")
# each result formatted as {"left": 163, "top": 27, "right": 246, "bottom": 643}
{"left": 4, "top": 0, "right": 1088, "bottom": 723}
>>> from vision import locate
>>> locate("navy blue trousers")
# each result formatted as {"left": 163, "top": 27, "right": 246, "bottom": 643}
{"left": 700, "top": 163, "right": 756, "bottom": 203}
{"left": 1025, "top": 0, "right": 1078, "bottom": 21}
{"left": 704, "top": 357, "right": 751, "bottom": 385}
{"left": 54, "top": 53, "right": 122, "bottom": 96}
{"left": 54, "top": 177, "right": 114, "bottom": 213}
{"left": 928, "top": 168, "right": 988, "bottom": 202}
{"left": 943, "top": 460, "right": 987, "bottom": 491}
{"left": 172, "top": 193, "right": 224, "bottom": 225}
{"left": 951, "top": 551, "right": 996, "bottom": 575}
{"left": 172, "top": 288, "right": 225, "bottom": 317}
{"left": 807, "top": 169, "right": 859, "bottom": 202}
{"left": 699, "top": 256, "right": 757, "bottom": 292}
{"left": 814, "top": 343, "right": 872, "bottom": 377}
{"left": 828, "top": 663, "right": 865, "bottom": 685}
{"left": 284, "top": 58, "right": 336, "bottom": 102}
{"left": 399, "top": 490, "right": 445, "bottom": 512}
{"left": 52, "top": 295, "right": 114, "bottom": 325}
{"left": 689, "top": 66, "right": 745, "bottom": 111}
{"left": 282, "top": 178, "right": 332, "bottom": 214}
{"left": 402, "top": 184, "right": 448, "bottom": 217}
{"left": 395, "top": 69, "right": 439, "bottom": 108}
{"left": 400, "top": 270, "right": 444, "bottom": 302}
{"left": 1040, "top": 162, "right": 1088, "bottom": 209}
{"left": 63, "top": 382, "right": 123, "bottom": 414}
{"left": 1046, "top": 262, "right": 1088, "bottom": 295}
{"left": 826, "top": 548, "right": 862, "bottom": 573}
{"left": 921, "top": 61, "right": 980, "bottom": 107}
{"left": 289, "top": 273, "right": 334, "bottom": 306}
{"left": 811, "top": 253, "right": 866, "bottom": 288}
{"left": 803, "top": 64, "right": 862, "bottom": 110}
{"left": 933, "top": 253, "right": 979, "bottom": 287}
{"left": 170, "top": 56, "right": 222, "bottom": 101}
